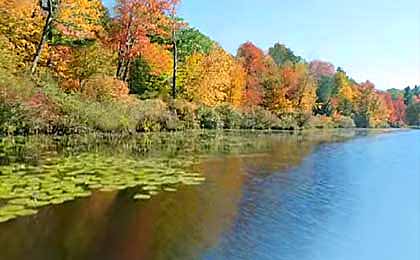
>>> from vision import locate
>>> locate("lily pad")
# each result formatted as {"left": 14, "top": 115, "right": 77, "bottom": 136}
{"left": 133, "top": 194, "right": 152, "bottom": 200}
{"left": 0, "top": 215, "right": 16, "bottom": 223}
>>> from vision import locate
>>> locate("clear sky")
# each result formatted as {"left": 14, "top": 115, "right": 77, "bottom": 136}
{"left": 103, "top": 0, "right": 420, "bottom": 90}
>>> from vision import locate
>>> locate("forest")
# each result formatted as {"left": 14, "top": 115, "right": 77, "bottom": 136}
{"left": 0, "top": 0, "right": 419, "bottom": 135}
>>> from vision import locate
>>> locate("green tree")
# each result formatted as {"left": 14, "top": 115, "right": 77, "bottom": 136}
{"left": 176, "top": 28, "right": 214, "bottom": 62}
{"left": 404, "top": 86, "right": 414, "bottom": 105}
{"left": 129, "top": 57, "right": 170, "bottom": 98}
{"left": 268, "top": 42, "right": 302, "bottom": 66}
{"left": 387, "top": 88, "right": 404, "bottom": 100}
{"left": 406, "top": 102, "right": 420, "bottom": 126}
{"left": 317, "top": 76, "right": 335, "bottom": 103}
{"left": 414, "top": 85, "right": 420, "bottom": 97}
{"left": 315, "top": 76, "right": 336, "bottom": 115}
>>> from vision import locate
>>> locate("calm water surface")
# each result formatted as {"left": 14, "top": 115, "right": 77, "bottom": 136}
{"left": 0, "top": 130, "right": 418, "bottom": 260}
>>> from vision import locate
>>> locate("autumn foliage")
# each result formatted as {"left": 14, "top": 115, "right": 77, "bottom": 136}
{"left": 0, "top": 0, "right": 417, "bottom": 134}
{"left": 236, "top": 42, "right": 267, "bottom": 107}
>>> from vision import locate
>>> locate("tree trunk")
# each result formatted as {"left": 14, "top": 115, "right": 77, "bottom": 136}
{"left": 116, "top": 54, "right": 125, "bottom": 79}
{"left": 31, "top": 2, "right": 53, "bottom": 75}
{"left": 116, "top": 41, "right": 128, "bottom": 79}
{"left": 122, "top": 60, "right": 131, "bottom": 83}
{"left": 172, "top": 30, "right": 177, "bottom": 99}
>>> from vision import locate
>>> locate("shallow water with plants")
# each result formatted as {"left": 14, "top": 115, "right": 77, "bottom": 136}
{"left": 0, "top": 130, "right": 418, "bottom": 260}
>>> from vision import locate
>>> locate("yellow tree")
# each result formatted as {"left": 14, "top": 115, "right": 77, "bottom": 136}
{"left": 56, "top": 0, "right": 104, "bottom": 39}
{"left": 0, "top": 0, "right": 45, "bottom": 67}
{"left": 262, "top": 57, "right": 291, "bottom": 112}
{"left": 179, "top": 52, "right": 204, "bottom": 101}
{"left": 294, "top": 63, "right": 317, "bottom": 113}
{"left": 333, "top": 70, "right": 355, "bottom": 116}
{"left": 31, "top": 0, "right": 105, "bottom": 73}
{"left": 228, "top": 61, "right": 246, "bottom": 108}
{"left": 182, "top": 47, "right": 244, "bottom": 107}
{"left": 353, "top": 81, "right": 389, "bottom": 127}
{"left": 280, "top": 63, "right": 317, "bottom": 114}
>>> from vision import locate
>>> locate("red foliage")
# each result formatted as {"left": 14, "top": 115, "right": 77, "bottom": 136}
{"left": 379, "top": 92, "right": 406, "bottom": 126}
{"left": 391, "top": 96, "right": 406, "bottom": 125}
{"left": 309, "top": 60, "right": 335, "bottom": 79}
{"left": 112, "top": 0, "right": 179, "bottom": 60}
{"left": 236, "top": 42, "right": 266, "bottom": 106}
{"left": 26, "top": 92, "right": 59, "bottom": 123}
{"left": 281, "top": 66, "right": 300, "bottom": 99}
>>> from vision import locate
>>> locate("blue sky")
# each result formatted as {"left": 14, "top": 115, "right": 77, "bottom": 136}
{"left": 103, "top": 0, "right": 420, "bottom": 90}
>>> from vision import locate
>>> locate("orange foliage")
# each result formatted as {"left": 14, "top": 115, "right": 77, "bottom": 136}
{"left": 354, "top": 81, "right": 390, "bottom": 127}
{"left": 379, "top": 92, "right": 406, "bottom": 126}
{"left": 49, "top": 46, "right": 73, "bottom": 78}
{"left": 237, "top": 42, "right": 266, "bottom": 107}
{"left": 228, "top": 61, "right": 246, "bottom": 107}
{"left": 60, "top": 79, "right": 80, "bottom": 92}
{"left": 82, "top": 76, "right": 130, "bottom": 101}
{"left": 181, "top": 46, "right": 246, "bottom": 107}
{"left": 280, "top": 63, "right": 317, "bottom": 113}
{"left": 112, "top": 0, "right": 179, "bottom": 60}
{"left": 183, "top": 47, "right": 239, "bottom": 106}
{"left": 141, "top": 43, "right": 172, "bottom": 76}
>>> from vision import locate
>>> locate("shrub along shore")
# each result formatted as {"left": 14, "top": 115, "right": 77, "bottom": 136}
{"left": 1, "top": 72, "right": 357, "bottom": 136}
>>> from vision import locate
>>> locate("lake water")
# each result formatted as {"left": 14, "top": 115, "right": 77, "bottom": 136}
{"left": 0, "top": 130, "right": 418, "bottom": 260}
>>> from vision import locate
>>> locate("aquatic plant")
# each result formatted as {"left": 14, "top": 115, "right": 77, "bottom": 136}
{"left": 0, "top": 152, "right": 204, "bottom": 223}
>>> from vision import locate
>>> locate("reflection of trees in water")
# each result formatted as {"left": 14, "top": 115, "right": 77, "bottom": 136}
{"left": 0, "top": 129, "right": 369, "bottom": 260}
{"left": 0, "top": 130, "right": 360, "bottom": 165}
{"left": 0, "top": 157, "right": 247, "bottom": 260}
{"left": 0, "top": 191, "right": 119, "bottom": 260}
{"left": 98, "top": 158, "right": 246, "bottom": 260}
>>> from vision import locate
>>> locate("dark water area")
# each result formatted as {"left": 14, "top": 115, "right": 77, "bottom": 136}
{"left": 0, "top": 130, "right": 418, "bottom": 260}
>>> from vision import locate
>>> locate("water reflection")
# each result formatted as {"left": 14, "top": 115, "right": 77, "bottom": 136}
{"left": 0, "top": 130, "right": 417, "bottom": 260}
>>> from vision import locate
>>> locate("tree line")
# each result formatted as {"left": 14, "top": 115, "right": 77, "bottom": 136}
{"left": 0, "top": 0, "right": 419, "bottom": 134}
